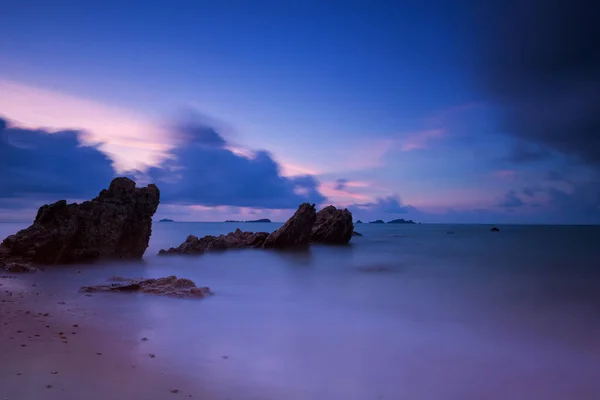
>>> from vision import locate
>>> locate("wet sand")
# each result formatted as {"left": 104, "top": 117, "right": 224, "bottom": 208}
{"left": 0, "top": 275, "right": 205, "bottom": 400}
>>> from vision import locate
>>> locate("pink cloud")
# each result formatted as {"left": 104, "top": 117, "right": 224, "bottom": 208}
{"left": 0, "top": 80, "right": 172, "bottom": 172}
{"left": 401, "top": 129, "right": 445, "bottom": 151}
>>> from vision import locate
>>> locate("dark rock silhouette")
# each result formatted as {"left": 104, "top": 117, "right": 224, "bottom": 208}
{"left": 80, "top": 275, "right": 212, "bottom": 298}
{"left": 388, "top": 218, "right": 416, "bottom": 224}
{"left": 370, "top": 220, "right": 385, "bottom": 224}
{"left": 355, "top": 220, "right": 363, "bottom": 224}
{"left": 311, "top": 205, "right": 353, "bottom": 244}
{"left": 159, "top": 218, "right": 174, "bottom": 222}
{"left": 159, "top": 203, "right": 361, "bottom": 255}
{"left": 263, "top": 203, "right": 316, "bottom": 248}
{"left": 352, "top": 231, "right": 363, "bottom": 236}
{"left": 158, "top": 229, "right": 269, "bottom": 255}
{"left": 0, "top": 177, "right": 160, "bottom": 267}
{"left": 490, "top": 227, "right": 500, "bottom": 232}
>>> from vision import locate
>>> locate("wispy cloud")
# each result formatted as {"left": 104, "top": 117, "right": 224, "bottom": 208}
{"left": 0, "top": 79, "right": 171, "bottom": 172}
{"left": 401, "top": 129, "right": 445, "bottom": 151}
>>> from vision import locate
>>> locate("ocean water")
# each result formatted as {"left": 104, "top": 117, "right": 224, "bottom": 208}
{"left": 2, "top": 222, "right": 600, "bottom": 399}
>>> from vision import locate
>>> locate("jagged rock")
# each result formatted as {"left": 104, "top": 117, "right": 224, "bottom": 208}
{"left": 352, "top": 231, "right": 363, "bottom": 236}
{"left": 0, "top": 177, "right": 159, "bottom": 266}
{"left": 263, "top": 203, "right": 316, "bottom": 248}
{"left": 158, "top": 229, "right": 269, "bottom": 255}
{"left": 311, "top": 205, "right": 354, "bottom": 244}
{"left": 80, "top": 276, "right": 212, "bottom": 298}
{"left": 2, "top": 262, "right": 40, "bottom": 273}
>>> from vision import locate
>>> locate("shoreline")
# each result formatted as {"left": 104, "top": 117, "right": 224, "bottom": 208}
{"left": 0, "top": 274, "right": 204, "bottom": 400}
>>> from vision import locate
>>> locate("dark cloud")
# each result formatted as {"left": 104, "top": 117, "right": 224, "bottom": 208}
{"left": 334, "top": 178, "right": 348, "bottom": 191}
{"left": 547, "top": 182, "right": 600, "bottom": 216}
{"left": 504, "top": 142, "right": 552, "bottom": 163}
{"left": 470, "top": 0, "right": 600, "bottom": 165}
{"left": 348, "top": 195, "right": 416, "bottom": 215}
{"left": 0, "top": 116, "right": 115, "bottom": 199}
{"left": 498, "top": 190, "right": 525, "bottom": 208}
{"left": 147, "top": 119, "right": 326, "bottom": 209}
{"left": 522, "top": 186, "right": 543, "bottom": 198}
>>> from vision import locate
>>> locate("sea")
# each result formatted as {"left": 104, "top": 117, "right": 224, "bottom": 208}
{"left": 2, "top": 222, "right": 600, "bottom": 399}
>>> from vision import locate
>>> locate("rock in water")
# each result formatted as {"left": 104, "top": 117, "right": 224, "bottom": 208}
{"left": 263, "top": 203, "right": 316, "bottom": 248}
{"left": 0, "top": 177, "right": 159, "bottom": 265}
{"left": 158, "top": 229, "right": 269, "bottom": 255}
{"left": 310, "top": 205, "right": 354, "bottom": 244}
{"left": 80, "top": 276, "right": 212, "bottom": 298}
{"left": 2, "top": 262, "right": 40, "bottom": 273}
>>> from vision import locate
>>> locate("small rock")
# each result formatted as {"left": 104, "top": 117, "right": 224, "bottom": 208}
{"left": 149, "top": 353, "right": 156, "bottom": 358}
{"left": 141, "top": 337, "right": 148, "bottom": 341}
{"left": 46, "top": 384, "right": 52, "bottom": 389}
{"left": 51, "top": 371, "right": 58, "bottom": 374}
{"left": 96, "top": 352, "right": 102, "bottom": 356}
{"left": 170, "top": 389, "right": 179, "bottom": 394}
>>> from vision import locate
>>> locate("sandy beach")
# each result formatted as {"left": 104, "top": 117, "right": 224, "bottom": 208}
{"left": 0, "top": 274, "right": 207, "bottom": 400}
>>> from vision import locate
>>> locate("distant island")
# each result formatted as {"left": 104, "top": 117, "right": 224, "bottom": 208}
{"left": 225, "top": 218, "right": 272, "bottom": 223}
{"left": 388, "top": 218, "right": 416, "bottom": 224}
{"left": 158, "top": 218, "right": 174, "bottom": 222}
{"left": 355, "top": 220, "right": 363, "bottom": 224}
{"left": 369, "top": 220, "right": 385, "bottom": 224}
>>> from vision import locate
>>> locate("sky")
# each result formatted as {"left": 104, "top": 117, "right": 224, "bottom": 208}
{"left": 0, "top": 0, "right": 599, "bottom": 224}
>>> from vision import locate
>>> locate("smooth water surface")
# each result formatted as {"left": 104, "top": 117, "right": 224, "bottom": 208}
{"left": 2, "top": 222, "right": 600, "bottom": 399}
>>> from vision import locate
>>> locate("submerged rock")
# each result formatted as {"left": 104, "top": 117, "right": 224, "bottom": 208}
{"left": 311, "top": 205, "right": 353, "bottom": 244}
{"left": 0, "top": 178, "right": 159, "bottom": 266}
{"left": 352, "top": 231, "right": 363, "bottom": 237}
{"left": 263, "top": 203, "right": 316, "bottom": 248}
{"left": 158, "top": 229, "right": 269, "bottom": 255}
{"left": 490, "top": 227, "right": 500, "bottom": 232}
{"left": 2, "top": 262, "right": 40, "bottom": 273}
{"left": 79, "top": 276, "right": 213, "bottom": 298}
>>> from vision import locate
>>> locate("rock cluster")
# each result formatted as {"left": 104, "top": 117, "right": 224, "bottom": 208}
{"left": 0, "top": 177, "right": 160, "bottom": 267}
{"left": 80, "top": 275, "right": 212, "bottom": 298}
{"left": 159, "top": 203, "right": 356, "bottom": 255}
{"left": 159, "top": 229, "right": 269, "bottom": 255}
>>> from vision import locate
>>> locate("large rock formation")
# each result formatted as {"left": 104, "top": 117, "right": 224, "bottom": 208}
{"left": 263, "top": 203, "right": 316, "bottom": 248}
{"left": 80, "top": 275, "right": 212, "bottom": 299}
{"left": 158, "top": 203, "right": 359, "bottom": 255}
{"left": 158, "top": 229, "right": 269, "bottom": 255}
{"left": 310, "top": 205, "right": 354, "bottom": 244}
{"left": 0, "top": 177, "right": 159, "bottom": 266}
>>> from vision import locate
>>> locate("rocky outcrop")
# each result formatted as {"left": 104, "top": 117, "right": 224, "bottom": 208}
{"left": 490, "top": 227, "right": 500, "bottom": 232}
{"left": 2, "top": 261, "right": 40, "bottom": 273}
{"left": 0, "top": 177, "right": 160, "bottom": 267}
{"left": 310, "top": 205, "right": 353, "bottom": 244}
{"left": 158, "top": 229, "right": 269, "bottom": 255}
{"left": 352, "top": 231, "right": 363, "bottom": 237}
{"left": 80, "top": 276, "right": 212, "bottom": 298}
{"left": 263, "top": 203, "right": 316, "bottom": 248}
{"left": 158, "top": 203, "right": 359, "bottom": 255}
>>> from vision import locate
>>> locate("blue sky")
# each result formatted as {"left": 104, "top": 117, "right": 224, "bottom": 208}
{"left": 1, "top": 0, "right": 598, "bottom": 223}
